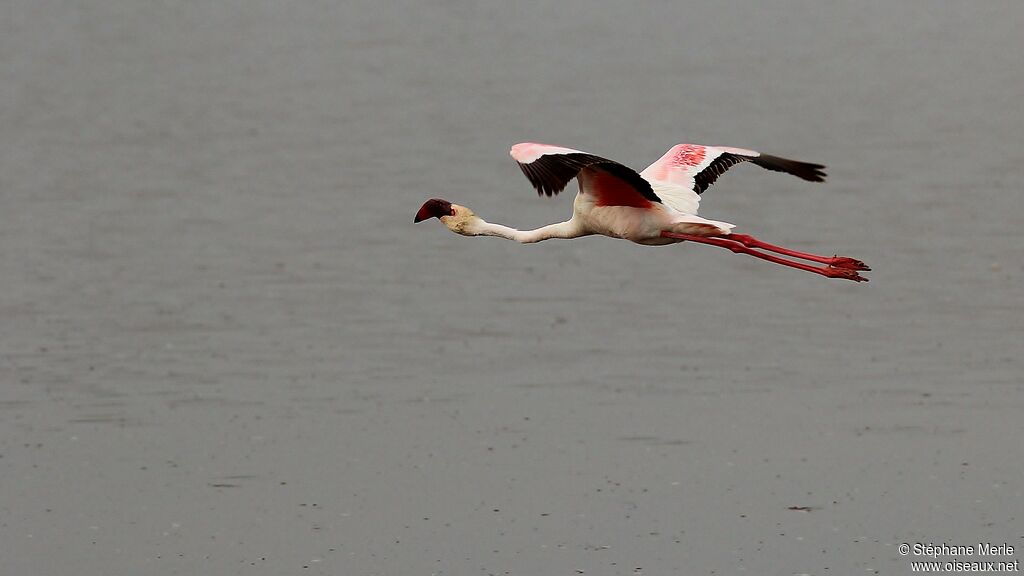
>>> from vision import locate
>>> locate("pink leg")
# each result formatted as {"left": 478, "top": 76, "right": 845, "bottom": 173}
{"left": 661, "top": 232, "right": 869, "bottom": 282}
{"left": 727, "top": 233, "right": 870, "bottom": 271}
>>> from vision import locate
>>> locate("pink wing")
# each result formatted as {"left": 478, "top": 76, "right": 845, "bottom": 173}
{"left": 510, "top": 142, "right": 588, "bottom": 164}
{"left": 510, "top": 142, "right": 660, "bottom": 208}
{"left": 640, "top": 144, "right": 826, "bottom": 215}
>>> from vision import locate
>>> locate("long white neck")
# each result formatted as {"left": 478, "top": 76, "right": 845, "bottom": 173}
{"left": 471, "top": 218, "right": 588, "bottom": 244}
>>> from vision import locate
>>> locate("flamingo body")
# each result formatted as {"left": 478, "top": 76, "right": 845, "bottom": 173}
{"left": 415, "top": 142, "right": 869, "bottom": 281}
{"left": 510, "top": 142, "right": 737, "bottom": 244}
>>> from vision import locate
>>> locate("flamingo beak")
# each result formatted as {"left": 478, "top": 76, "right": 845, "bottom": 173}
{"left": 414, "top": 198, "right": 454, "bottom": 223}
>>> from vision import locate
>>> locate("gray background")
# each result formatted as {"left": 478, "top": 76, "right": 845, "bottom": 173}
{"left": 2, "top": 1, "right": 1022, "bottom": 574}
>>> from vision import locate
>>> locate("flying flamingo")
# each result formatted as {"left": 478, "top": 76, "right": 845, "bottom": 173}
{"left": 414, "top": 142, "right": 869, "bottom": 281}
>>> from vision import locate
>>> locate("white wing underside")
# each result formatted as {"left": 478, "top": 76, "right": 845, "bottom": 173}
{"left": 648, "top": 180, "right": 701, "bottom": 215}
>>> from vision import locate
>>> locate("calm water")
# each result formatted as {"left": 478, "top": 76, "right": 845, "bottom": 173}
{"left": 2, "top": 2, "right": 1022, "bottom": 574}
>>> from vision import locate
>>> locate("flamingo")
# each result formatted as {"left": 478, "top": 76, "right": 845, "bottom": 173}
{"left": 414, "top": 142, "right": 869, "bottom": 281}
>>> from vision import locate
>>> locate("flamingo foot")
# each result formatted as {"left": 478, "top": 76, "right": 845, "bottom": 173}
{"left": 827, "top": 256, "right": 871, "bottom": 271}
{"left": 824, "top": 266, "right": 869, "bottom": 282}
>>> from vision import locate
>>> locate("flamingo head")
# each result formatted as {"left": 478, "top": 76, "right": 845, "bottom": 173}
{"left": 414, "top": 198, "right": 455, "bottom": 222}
{"left": 414, "top": 198, "right": 480, "bottom": 235}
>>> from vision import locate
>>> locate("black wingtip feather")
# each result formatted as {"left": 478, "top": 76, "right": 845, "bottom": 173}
{"left": 749, "top": 154, "right": 827, "bottom": 182}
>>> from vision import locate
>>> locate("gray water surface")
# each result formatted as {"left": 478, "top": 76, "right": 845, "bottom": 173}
{"left": 2, "top": 2, "right": 1022, "bottom": 574}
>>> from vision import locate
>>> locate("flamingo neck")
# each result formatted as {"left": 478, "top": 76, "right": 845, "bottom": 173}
{"left": 473, "top": 219, "right": 584, "bottom": 244}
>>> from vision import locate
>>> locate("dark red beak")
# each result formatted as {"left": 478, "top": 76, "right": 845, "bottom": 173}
{"left": 414, "top": 198, "right": 454, "bottom": 223}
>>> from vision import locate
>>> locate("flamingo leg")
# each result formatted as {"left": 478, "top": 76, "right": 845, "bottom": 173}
{"left": 660, "top": 231, "right": 869, "bottom": 282}
{"left": 726, "top": 234, "right": 870, "bottom": 271}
